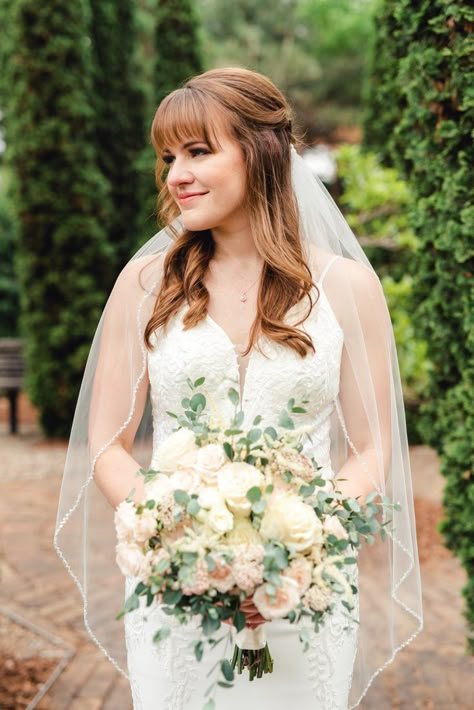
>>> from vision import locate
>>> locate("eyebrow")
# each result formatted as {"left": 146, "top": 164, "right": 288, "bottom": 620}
{"left": 162, "top": 140, "right": 208, "bottom": 153}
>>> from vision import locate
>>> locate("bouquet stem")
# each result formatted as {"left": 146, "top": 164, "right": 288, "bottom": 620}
{"left": 230, "top": 625, "right": 273, "bottom": 680}
{"left": 230, "top": 643, "right": 274, "bottom": 680}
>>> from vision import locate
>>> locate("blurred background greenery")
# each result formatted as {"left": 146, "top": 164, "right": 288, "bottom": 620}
{"left": 0, "top": 0, "right": 472, "bottom": 647}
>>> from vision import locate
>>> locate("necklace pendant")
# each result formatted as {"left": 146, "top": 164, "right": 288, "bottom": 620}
{"left": 240, "top": 294, "right": 247, "bottom": 302}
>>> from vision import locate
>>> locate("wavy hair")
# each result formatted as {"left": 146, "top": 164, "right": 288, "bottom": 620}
{"left": 144, "top": 67, "right": 317, "bottom": 356}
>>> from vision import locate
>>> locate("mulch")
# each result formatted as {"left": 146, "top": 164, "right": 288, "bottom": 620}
{"left": 0, "top": 653, "right": 55, "bottom": 709}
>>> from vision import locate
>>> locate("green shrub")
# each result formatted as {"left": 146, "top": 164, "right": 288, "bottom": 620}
{"left": 336, "top": 144, "right": 430, "bottom": 437}
{"left": 0, "top": 167, "right": 19, "bottom": 337}
{"left": 363, "top": 0, "right": 474, "bottom": 650}
{"left": 2, "top": 0, "right": 114, "bottom": 436}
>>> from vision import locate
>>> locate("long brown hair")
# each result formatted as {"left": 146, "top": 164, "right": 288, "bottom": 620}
{"left": 144, "top": 67, "right": 317, "bottom": 356}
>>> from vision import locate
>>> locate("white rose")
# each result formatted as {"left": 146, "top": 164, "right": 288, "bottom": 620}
{"left": 134, "top": 508, "right": 158, "bottom": 543}
{"left": 195, "top": 444, "right": 227, "bottom": 484}
{"left": 114, "top": 500, "right": 137, "bottom": 543}
{"left": 260, "top": 491, "right": 323, "bottom": 552}
{"left": 207, "top": 505, "right": 234, "bottom": 535}
{"left": 217, "top": 462, "right": 264, "bottom": 516}
{"left": 116, "top": 542, "right": 145, "bottom": 577}
{"left": 144, "top": 473, "right": 172, "bottom": 502}
{"left": 224, "top": 517, "right": 264, "bottom": 546}
{"left": 253, "top": 577, "right": 300, "bottom": 619}
{"left": 169, "top": 468, "right": 201, "bottom": 494}
{"left": 152, "top": 428, "right": 198, "bottom": 472}
{"left": 323, "top": 515, "right": 349, "bottom": 540}
{"left": 198, "top": 486, "right": 225, "bottom": 510}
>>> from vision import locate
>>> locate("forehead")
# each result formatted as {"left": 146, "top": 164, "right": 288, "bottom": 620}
{"left": 152, "top": 88, "right": 231, "bottom": 153}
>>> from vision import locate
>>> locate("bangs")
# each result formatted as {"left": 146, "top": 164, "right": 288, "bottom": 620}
{"left": 151, "top": 88, "right": 224, "bottom": 154}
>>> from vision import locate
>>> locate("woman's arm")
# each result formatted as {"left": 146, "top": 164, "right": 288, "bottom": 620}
{"left": 88, "top": 256, "right": 160, "bottom": 509}
{"left": 326, "top": 259, "right": 393, "bottom": 500}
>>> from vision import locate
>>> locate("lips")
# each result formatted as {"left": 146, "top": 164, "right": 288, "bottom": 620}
{"left": 177, "top": 191, "right": 208, "bottom": 203}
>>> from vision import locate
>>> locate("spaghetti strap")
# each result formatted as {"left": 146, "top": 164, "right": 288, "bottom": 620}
{"left": 317, "top": 254, "right": 340, "bottom": 286}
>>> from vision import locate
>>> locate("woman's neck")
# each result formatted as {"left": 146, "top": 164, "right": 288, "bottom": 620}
{"left": 210, "top": 224, "right": 262, "bottom": 268}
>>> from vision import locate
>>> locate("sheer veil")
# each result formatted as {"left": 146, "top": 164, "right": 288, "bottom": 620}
{"left": 54, "top": 146, "right": 422, "bottom": 707}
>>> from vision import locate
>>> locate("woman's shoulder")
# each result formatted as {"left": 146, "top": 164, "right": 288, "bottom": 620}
{"left": 306, "top": 244, "right": 381, "bottom": 293}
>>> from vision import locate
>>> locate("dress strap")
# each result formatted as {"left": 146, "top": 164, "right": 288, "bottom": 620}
{"left": 317, "top": 255, "right": 340, "bottom": 286}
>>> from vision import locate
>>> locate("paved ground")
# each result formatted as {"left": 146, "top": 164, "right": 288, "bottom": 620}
{"left": 1, "top": 421, "right": 473, "bottom": 709}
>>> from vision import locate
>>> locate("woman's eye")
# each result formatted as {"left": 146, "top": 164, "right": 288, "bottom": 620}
{"left": 190, "top": 147, "right": 210, "bottom": 157}
{"left": 162, "top": 155, "right": 174, "bottom": 165}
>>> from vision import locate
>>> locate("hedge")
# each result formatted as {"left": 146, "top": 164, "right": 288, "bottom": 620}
{"left": 363, "top": 0, "right": 474, "bottom": 649}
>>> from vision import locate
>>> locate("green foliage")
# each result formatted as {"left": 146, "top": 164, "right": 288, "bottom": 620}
{"left": 0, "top": 167, "right": 19, "bottom": 336}
{"left": 364, "top": 0, "right": 474, "bottom": 649}
{"left": 336, "top": 144, "right": 430, "bottom": 430}
{"left": 155, "top": 0, "right": 203, "bottom": 108}
{"left": 197, "top": 0, "right": 376, "bottom": 138}
{"left": 89, "top": 0, "right": 151, "bottom": 267}
{"left": 2, "top": 0, "right": 114, "bottom": 436}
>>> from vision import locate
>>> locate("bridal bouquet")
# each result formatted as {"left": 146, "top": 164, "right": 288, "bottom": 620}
{"left": 115, "top": 377, "right": 398, "bottom": 706}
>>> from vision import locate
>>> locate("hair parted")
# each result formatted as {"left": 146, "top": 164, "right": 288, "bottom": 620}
{"left": 144, "top": 67, "right": 317, "bottom": 356}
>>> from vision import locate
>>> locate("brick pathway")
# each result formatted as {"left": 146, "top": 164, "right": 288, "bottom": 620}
{"left": 1, "top": 424, "right": 473, "bottom": 709}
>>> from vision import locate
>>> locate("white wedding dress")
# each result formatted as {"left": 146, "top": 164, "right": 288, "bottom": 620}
{"left": 124, "top": 259, "right": 359, "bottom": 709}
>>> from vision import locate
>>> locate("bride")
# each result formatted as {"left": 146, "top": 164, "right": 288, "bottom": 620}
{"left": 54, "top": 68, "right": 422, "bottom": 709}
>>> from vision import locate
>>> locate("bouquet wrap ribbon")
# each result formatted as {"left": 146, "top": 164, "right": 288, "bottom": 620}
{"left": 232, "top": 624, "right": 267, "bottom": 650}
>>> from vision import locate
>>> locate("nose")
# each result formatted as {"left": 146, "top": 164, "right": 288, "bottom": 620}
{"left": 166, "top": 157, "right": 194, "bottom": 188}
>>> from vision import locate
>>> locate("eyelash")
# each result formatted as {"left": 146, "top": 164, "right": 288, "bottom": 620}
{"left": 162, "top": 148, "right": 210, "bottom": 165}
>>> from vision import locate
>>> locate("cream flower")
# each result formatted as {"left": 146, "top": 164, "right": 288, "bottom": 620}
{"left": 152, "top": 428, "right": 198, "bottom": 473}
{"left": 208, "top": 557, "right": 235, "bottom": 593}
{"left": 283, "top": 557, "right": 312, "bottom": 594}
{"left": 169, "top": 468, "right": 201, "bottom": 494}
{"left": 303, "top": 583, "right": 332, "bottom": 612}
{"left": 260, "top": 490, "right": 323, "bottom": 552}
{"left": 207, "top": 505, "right": 234, "bottom": 535}
{"left": 116, "top": 542, "right": 145, "bottom": 577}
{"left": 230, "top": 544, "right": 265, "bottom": 592}
{"left": 323, "top": 515, "right": 349, "bottom": 540}
{"left": 134, "top": 508, "right": 158, "bottom": 543}
{"left": 217, "top": 462, "right": 264, "bottom": 516}
{"left": 114, "top": 500, "right": 137, "bottom": 543}
{"left": 253, "top": 577, "right": 300, "bottom": 619}
{"left": 195, "top": 444, "right": 227, "bottom": 485}
{"left": 145, "top": 473, "right": 172, "bottom": 503}
{"left": 198, "top": 487, "right": 224, "bottom": 510}
{"left": 274, "top": 449, "right": 315, "bottom": 482}
{"left": 225, "top": 517, "right": 264, "bottom": 546}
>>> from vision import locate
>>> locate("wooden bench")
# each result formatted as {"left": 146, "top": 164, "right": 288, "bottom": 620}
{"left": 0, "top": 338, "right": 25, "bottom": 434}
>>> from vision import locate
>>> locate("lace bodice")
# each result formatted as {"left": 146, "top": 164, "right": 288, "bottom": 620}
{"left": 147, "top": 283, "right": 344, "bottom": 475}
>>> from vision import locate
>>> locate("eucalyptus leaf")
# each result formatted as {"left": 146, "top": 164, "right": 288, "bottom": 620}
{"left": 190, "top": 393, "right": 206, "bottom": 412}
{"left": 221, "top": 659, "right": 234, "bottom": 682}
{"left": 278, "top": 409, "right": 295, "bottom": 429}
{"left": 228, "top": 388, "right": 240, "bottom": 406}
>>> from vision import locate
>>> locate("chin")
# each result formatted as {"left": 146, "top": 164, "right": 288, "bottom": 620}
{"left": 180, "top": 215, "right": 216, "bottom": 232}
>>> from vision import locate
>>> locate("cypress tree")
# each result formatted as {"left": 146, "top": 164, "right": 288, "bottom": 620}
{"left": 89, "top": 0, "right": 149, "bottom": 268}
{"left": 3, "top": 0, "right": 114, "bottom": 436}
{"left": 364, "top": 0, "right": 474, "bottom": 649}
{"left": 155, "top": 0, "right": 203, "bottom": 107}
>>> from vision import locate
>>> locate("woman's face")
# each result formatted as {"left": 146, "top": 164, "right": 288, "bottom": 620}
{"left": 162, "top": 126, "right": 249, "bottom": 233}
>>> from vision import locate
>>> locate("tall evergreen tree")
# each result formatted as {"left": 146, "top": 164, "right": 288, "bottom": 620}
{"left": 155, "top": 0, "right": 203, "bottom": 107}
{"left": 136, "top": 0, "right": 203, "bottom": 229}
{"left": 3, "top": 0, "right": 114, "bottom": 436}
{"left": 89, "top": 0, "right": 149, "bottom": 267}
{"left": 363, "top": 0, "right": 474, "bottom": 649}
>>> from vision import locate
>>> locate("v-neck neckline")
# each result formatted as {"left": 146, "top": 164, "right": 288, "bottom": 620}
{"left": 204, "top": 313, "right": 257, "bottom": 403}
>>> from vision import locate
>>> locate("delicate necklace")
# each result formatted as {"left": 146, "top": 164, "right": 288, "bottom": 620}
{"left": 239, "top": 273, "right": 261, "bottom": 302}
